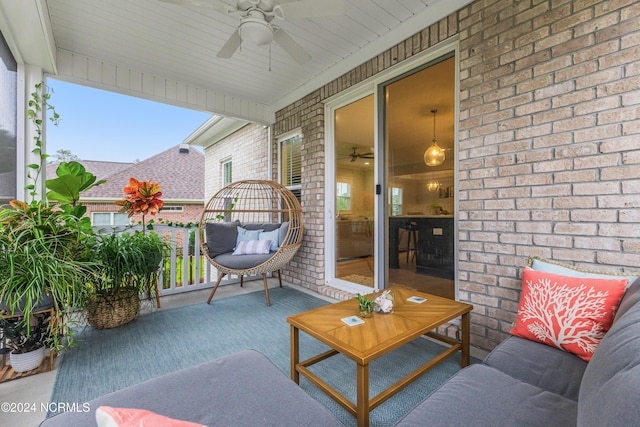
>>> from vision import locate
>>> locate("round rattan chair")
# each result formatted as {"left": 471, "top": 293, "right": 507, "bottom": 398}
{"left": 199, "top": 180, "right": 303, "bottom": 305}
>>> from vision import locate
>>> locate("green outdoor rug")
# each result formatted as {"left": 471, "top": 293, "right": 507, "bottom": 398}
{"left": 50, "top": 287, "right": 470, "bottom": 426}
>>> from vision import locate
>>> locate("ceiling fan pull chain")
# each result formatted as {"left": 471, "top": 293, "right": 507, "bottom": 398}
{"left": 269, "top": 43, "right": 272, "bottom": 72}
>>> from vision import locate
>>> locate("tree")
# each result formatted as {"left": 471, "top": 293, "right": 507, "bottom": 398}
{"left": 50, "top": 149, "right": 80, "bottom": 163}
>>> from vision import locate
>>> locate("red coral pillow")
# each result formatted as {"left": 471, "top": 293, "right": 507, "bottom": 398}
{"left": 96, "top": 406, "right": 207, "bottom": 427}
{"left": 510, "top": 267, "right": 628, "bottom": 361}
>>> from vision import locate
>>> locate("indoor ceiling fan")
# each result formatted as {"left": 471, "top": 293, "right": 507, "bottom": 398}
{"left": 159, "top": 0, "right": 345, "bottom": 64}
{"left": 349, "top": 147, "right": 374, "bottom": 162}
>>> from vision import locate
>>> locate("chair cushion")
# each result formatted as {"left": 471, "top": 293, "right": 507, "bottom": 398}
{"left": 232, "top": 239, "right": 271, "bottom": 255}
{"left": 214, "top": 252, "right": 274, "bottom": 270}
{"left": 259, "top": 229, "right": 280, "bottom": 251}
{"left": 205, "top": 220, "right": 240, "bottom": 258}
{"left": 483, "top": 336, "right": 587, "bottom": 401}
{"left": 395, "top": 364, "right": 578, "bottom": 427}
{"left": 235, "top": 226, "right": 262, "bottom": 248}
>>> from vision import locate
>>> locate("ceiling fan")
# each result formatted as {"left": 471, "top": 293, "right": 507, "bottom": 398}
{"left": 349, "top": 147, "right": 374, "bottom": 162}
{"left": 159, "top": 0, "right": 345, "bottom": 64}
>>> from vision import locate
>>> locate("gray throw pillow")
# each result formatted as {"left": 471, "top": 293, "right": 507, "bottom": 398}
{"left": 205, "top": 220, "right": 240, "bottom": 257}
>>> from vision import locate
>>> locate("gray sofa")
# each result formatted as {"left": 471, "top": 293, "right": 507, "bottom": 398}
{"left": 40, "top": 349, "right": 343, "bottom": 427}
{"left": 396, "top": 271, "right": 640, "bottom": 427}
{"left": 42, "top": 263, "right": 640, "bottom": 427}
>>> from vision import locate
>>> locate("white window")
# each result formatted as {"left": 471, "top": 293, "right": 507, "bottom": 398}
{"left": 280, "top": 133, "right": 302, "bottom": 199}
{"left": 92, "top": 212, "right": 130, "bottom": 226}
{"left": 161, "top": 205, "right": 184, "bottom": 212}
{"left": 337, "top": 182, "right": 351, "bottom": 212}
{"left": 222, "top": 158, "right": 232, "bottom": 186}
{"left": 391, "top": 187, "right": 403, "bottom": 215}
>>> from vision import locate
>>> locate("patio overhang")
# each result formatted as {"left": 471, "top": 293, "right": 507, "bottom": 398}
{"left": 0, "top": 0, "right": 474, "bottom": 124}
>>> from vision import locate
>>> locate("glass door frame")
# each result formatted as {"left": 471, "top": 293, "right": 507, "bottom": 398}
{"left": 324, "top": 37, "right": 460, "bottom": 295}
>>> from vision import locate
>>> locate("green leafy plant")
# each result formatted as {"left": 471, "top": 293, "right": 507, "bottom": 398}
{"left": 0, "top": 83, "right": 101, "bottom": 352}
{"left": 0, "top": 313, "right": 50, "bottom": 354}
{"left": 90, "top": 231, "right": 168, "bottom": 299}
{"left": 25, "top": 82, "right": 59, "bottom": 201}
{"left": 0, "top": 201, "right": 95, "bottom": 352}
{"left": 354, "top": 293, "right": 376, "bottom": 317}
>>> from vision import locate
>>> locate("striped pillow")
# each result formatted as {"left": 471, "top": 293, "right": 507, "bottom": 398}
{"left": 232, "top": 239, "right": 272, "bottom": 255}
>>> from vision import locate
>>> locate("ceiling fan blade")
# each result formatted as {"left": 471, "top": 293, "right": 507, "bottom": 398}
{"left": 217, "top": 29, "right": 242, "bottom": 58}
{"left": 275, "top": 0, "right": 344, "bottom": 20}
{"left": 273, "top": 27, "right": 311, "bottom": 64}
{"left": 158, "top": 0, "right": 233, "bottom": 14}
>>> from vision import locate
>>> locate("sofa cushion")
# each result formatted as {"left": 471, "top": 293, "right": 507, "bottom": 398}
{"left": 40, "top": 350, "right": 343, "bottom": 427}
{"left": 529, "top": 255, "right": 638, "bottom": 287}
{"left": 577, "top": 291, "right": 640, "bottom": 426}
{"left": 204, "top": 220, "right": 240, "bottom": 258}
{"left": 615, "top": 274, "right": 640, "bottom": 320}
{"left": 483, "top": 336, "right": 587, "bottom": 401}
{"left": 510, "top": 267, "right": 627, "bottom": 361}
{"left": 395, "top": 364, "right": 578, "bottom": 427}
{"left": 95, "top": 406, "right": 205, "bottom": 427}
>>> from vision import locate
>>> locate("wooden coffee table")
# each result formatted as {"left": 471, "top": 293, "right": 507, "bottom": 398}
{"left": 287, "top": 287, "right": 472, "bottom": 427}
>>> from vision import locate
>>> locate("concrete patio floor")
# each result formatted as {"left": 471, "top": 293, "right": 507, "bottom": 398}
{"left": 2, "top": 279, "right": 332, "bottom": 427}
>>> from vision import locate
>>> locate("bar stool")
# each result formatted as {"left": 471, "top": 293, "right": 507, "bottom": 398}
{"left": 399, "top": 221, "right": 418, "bottom": 263}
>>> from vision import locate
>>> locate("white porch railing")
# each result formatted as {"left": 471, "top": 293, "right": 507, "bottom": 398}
{"left": 93, "top": 224, "right": 245, "bottom": 297}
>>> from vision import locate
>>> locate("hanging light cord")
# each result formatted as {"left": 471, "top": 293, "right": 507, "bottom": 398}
{"left": 431, "top": 109, "right": 438, "bottom": 142}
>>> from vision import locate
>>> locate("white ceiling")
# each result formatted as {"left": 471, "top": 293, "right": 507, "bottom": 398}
{"left": 0, "top": 0, "right": 471, "bottom": 123}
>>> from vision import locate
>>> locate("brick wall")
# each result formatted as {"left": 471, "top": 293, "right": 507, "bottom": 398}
{"left": 85, "top": 202, "right": 203, "bottom": 226}
{"left": 274, "top": 0, "right": 640, "bottom": 352}
{"left": 203, "top": 124, "right": 270, "bottom": 198}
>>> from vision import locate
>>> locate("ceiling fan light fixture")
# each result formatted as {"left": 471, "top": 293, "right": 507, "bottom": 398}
{"left": 239, "top": 18, "right": 273, "bottom": 46}
{"left": 424, "top": 109, "right": 445, "bottom": 167}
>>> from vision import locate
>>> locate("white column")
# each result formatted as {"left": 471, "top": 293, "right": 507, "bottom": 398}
{"left": 17, "top": 64, "right": 44, "bottom": 202}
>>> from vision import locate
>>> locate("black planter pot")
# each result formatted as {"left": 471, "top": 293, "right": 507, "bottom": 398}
{"left": 0, "top": 292, "right": 54, "bottom": 316}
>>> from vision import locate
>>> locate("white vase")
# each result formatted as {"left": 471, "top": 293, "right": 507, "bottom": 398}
{"left": 10, "top": 347, "right": 45, "bottom": 373}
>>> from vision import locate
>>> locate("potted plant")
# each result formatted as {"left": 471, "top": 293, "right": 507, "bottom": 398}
{"left": 85, "top": 177, "right": 167, "bottom": 328}
{"left": 0, "top": 83, "right": 103, "bottom": 355}
{"left": 0, "top": 312, "right": 50, "bottom": 372}
{"left": 355, "top": 293, "right": 375, "bottom": 318}
{"left": 86, "top": 231, "right": 166, "bottom": 329}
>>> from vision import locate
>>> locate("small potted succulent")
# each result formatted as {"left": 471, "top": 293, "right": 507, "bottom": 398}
{"left": 355, "top": 293, "right": 375, "bottom": 318}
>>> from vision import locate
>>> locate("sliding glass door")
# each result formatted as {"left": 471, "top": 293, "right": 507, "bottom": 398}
{"left": 382, "top": 55, "right": 456, "bottom": 299}
{"left": 333, "top": 95, "right": 376, "bottom": 288}
{"left": 326, "top": 46, "right": 457, "bottom": 299}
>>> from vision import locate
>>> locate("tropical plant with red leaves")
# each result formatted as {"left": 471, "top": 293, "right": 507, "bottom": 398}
{"left": 115, "top": 178, "right": 164, "bottom": 233}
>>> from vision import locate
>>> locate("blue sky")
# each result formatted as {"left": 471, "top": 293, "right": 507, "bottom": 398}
{"left": 46, "top": 79, "right": 212, "bottom": 163}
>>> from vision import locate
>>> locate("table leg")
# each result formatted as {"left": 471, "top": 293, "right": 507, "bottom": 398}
{"left": 290, "top": 324, "right": 300, "bottom": 383}
{"left": 461, "top": 311, "right": 470, "bottom": 367}
{"left": 356, "top": 362, "right": 369, "bottom": 427}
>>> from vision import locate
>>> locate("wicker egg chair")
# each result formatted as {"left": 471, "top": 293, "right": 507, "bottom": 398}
{"left": 199, "top": 180, "right": 303, "bottom": 305}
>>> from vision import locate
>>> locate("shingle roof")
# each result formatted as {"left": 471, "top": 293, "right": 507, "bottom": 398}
{"left": 78, "top": 145, "right": 204, "bottom": 201}
{"left": 47, "top": 160, "right": 133, "bottom": 182}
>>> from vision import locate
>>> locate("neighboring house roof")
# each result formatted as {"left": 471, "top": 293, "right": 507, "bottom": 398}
{"left": 71, "top": 144, "right": 204, "bottom": 202}
{"left": 47, "top": 160, "right": 133, "bottom": 182}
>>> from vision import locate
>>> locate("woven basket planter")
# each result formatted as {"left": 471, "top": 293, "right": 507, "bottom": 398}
{"left": 86, "top": 287, "right": 140, "bottom": 329}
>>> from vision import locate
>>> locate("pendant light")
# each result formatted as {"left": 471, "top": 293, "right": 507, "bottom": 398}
{"left": 427, "top": 177, "right": 441, "bottom": 192}
{"left": 424, "top": 109, "right": 445, "bottom": 167}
